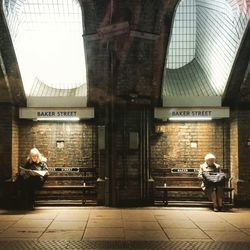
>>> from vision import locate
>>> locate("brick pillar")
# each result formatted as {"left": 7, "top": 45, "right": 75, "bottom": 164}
{"left": 230, "top": 108, "right": 250, "bottom": 205}
{"left": 0, "top": 104, "right": 19, "bottom": 181}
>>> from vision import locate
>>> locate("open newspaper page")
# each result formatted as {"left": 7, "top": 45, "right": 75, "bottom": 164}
{"left": 19, "top": 166, "right": 49, "bottom": 177}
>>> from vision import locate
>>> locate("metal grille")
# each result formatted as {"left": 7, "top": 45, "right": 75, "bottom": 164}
{"left": 0, "top": 241, "right": 250, "bottom": 250}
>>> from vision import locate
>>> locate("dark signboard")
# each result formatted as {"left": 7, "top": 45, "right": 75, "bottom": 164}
{"left": 171, "top": 168, "right": 199, "bottom": 174}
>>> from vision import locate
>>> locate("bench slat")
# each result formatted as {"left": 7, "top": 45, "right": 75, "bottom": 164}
{"left": 156, "top": 186, "right": 201, "bottom": 191}
{"left": 42, "top": 185, "right": 95, "bottom": 189}
{"left": 154, "top": 185, "right": 234, "bottom": 206}
{"left": 155, "top": 185, "right": 234, "bottom": 191}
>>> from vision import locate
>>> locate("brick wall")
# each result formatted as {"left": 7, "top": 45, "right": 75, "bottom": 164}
{"left": 11, "top": 107, "right": 19, "bottom": 175}
{"left": 82, "top": 0, "right": 167, "bottom": 106}
{"left": 1, "top": 104, "right": 249, "bottom": 205}
{"left": 230, "top": 110, "right": 239, "bottom": 188}
{"left": 18, "top": 121, "right": 97, "bottom": 170}
{"left": 150, "top": 120, "right": 231, "bottom": 201}
{"left": 234, "top": 109, "right": 250, "bottom": 202}
{"left": 151, "top": 120, "right": 230, "bottom": 171}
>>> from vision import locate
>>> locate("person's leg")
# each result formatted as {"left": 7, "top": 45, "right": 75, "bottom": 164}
{"left": 211, "top": 189, "right": 219, "bottom": 211}
{"left": 29, "top": 176, "right": 44, "bottom": 209}
{"left": 22, "top": 178, "right": 33, "bottom": 209}
{"left": 216, "top": 186, "right": 224, "bottom": 211}
{"left": 206, "top": 187, "right": 218, "bottom": 211}
{"left": 28, "top": 177, "right": 40, "bottom": 209}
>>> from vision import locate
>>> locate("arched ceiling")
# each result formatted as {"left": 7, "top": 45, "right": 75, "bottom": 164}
{"left": 0, "top": 0, "right": 250, "bottom": 108}
{"left": 0, "top": 6, "right": 26, "bottom": 106}
{"left": 163, "top": 0, "right": 250, "bottom": 107}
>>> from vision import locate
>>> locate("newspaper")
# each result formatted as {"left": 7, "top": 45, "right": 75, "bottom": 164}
{"left": 19, "top": 166, "right": 49, "bottom": 177}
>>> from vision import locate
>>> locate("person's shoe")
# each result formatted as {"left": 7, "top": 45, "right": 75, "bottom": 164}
{"left": 213, "top": 207, "right": 219, "bottom": 212}
{"left": 219, "top": 206, "right": 225, "bottom": 212}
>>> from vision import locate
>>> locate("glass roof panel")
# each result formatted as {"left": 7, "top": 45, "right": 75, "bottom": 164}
{"left": 163, "top": 0, "right": 248, "bottom": 106}
{"left": 3, "top": 0, "right": 86, "bottom": 95}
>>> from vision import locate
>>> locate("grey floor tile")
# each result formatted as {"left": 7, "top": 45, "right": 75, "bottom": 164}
{"left": 125, "top": 230, "right": 169, "bottom": 241}
{"left": 12, "top": 219, "right": 52, "bottom": 228}
{"left": 48, "top": 221, "right": 87, "bottom": 230}
{"left": 83, "top": 227, "right": 124, "bottom": 239}
{"left": 205, "top": 231, "right": 250, "bottom": 242}
{"left": 39, "top": 230, "right": 84, "bottom": 240}
{"left": 164, "top": 228, "right": 210, "bottom": 240}
{"left": 87, "top": 219, "right": 123, "bottom": 228}
{"left": 123, "top": 221, "right": 162, "bottom": 230}
{"left": 195, "top": 221, "right": 240, "bottom": 231}
{"left": 0, "top": 227, "right": 44, "bottom": 239}
{"left": 158, "top": 218, "right": 197, "bottom": 229}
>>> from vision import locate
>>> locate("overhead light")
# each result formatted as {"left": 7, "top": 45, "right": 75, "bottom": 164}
{"left": 36, "top": 117, "right": 80, "bottom": 121}
{"left": 169, "top": 117, "right": 212, "bottom": 121}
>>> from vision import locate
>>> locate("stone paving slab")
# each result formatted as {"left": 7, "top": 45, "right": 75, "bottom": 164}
{"left": 0, "top": 207, "right": 250, "bottom": 245}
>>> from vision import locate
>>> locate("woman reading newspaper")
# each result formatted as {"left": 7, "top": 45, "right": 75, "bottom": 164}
{"left": 19, "top": 148, "right": 49, "bottom": 209}
{"left": 198, "top": 153, "right": 226, "bottom": 212}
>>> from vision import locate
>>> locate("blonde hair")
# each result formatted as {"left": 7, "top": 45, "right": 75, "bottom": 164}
{"left": 27, "top": 148, "right": 47, "bottom": 163}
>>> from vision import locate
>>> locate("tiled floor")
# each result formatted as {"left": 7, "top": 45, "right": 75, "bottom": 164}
{"left": 0, "top": 206, "right": 250, "bottom": 248}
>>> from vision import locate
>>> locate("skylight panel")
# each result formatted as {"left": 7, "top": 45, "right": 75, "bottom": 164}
{"left": 3, "top": 0, "right": 86, "bottom": 95}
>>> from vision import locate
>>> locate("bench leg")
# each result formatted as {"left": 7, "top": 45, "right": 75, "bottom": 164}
{"left": 163, "top": 189, "right": 168, "bottom": 206}
{"left": 223, "top": 189, "right": 234, "bottom": 207}
{"left": 230, "top": 189, "right": 234, "bottom": 206}
{"left": 82, "top": 190, "right": 86, "bottom": 205}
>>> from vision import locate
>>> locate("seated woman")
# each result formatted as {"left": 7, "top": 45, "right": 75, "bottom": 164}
{"left": 198, "top": 153, "right": 225, "bottom": 212}
{"left": 19, "top": 148, "right": 48, "bottom": 209}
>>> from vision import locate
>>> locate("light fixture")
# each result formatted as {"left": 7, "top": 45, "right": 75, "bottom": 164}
{"left": 36, "top": 117, "right": 80, "bottom": 121}
{"left": 169, "top": 117, "right": 212, "bottom": 121}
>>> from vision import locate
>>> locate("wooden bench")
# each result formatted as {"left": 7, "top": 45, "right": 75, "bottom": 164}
{"left": 40, "top": 184, "right": 96, "bottom": 205}
{"left": 35, "top": 167, "right": 98, "bottom": 206}
{"left": 153, "top": 168, "right": 234, "bottom": 207}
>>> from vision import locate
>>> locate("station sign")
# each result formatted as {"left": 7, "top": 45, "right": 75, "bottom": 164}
{"left": 48, "top": 167, "right": 79, "bottom": 172}
{"left": 171, "top": 168, "right": 199, "bottom": 174}
{"left": 155, "top": 107, "right": 229, "bottom": 120}
{"left": 19, "top": 107, "right": 94, "bottom": 120}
